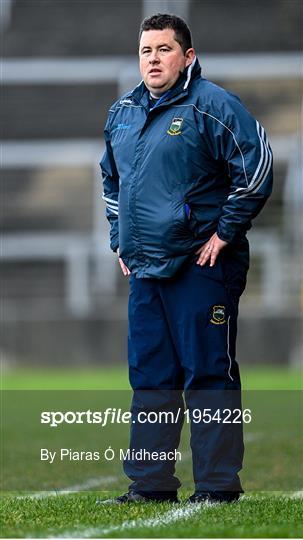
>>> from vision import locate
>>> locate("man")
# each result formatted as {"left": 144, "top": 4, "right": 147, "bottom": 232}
{"left": 100, "top": 13, "right": 272, "bottom": 504}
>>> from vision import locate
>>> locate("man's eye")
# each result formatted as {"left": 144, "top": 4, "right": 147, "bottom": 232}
{"left": 160, "top": 48, "right": 169, "bottom": 52}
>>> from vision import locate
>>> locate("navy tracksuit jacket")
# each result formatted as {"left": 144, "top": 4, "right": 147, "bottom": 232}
{"left": 101, "top": 57, "right": 273, "bottom": 495}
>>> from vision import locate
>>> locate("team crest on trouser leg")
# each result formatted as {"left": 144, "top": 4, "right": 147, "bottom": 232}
{"left": 167, "top": 117, "right": 183, "bottom": 136}
{"left": 210, "top": 305, "right": 226, "bottom": 325}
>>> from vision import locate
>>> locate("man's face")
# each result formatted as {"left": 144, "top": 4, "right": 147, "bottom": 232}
{"left": 139, "top": 28, "right": 195, "bottom": 97}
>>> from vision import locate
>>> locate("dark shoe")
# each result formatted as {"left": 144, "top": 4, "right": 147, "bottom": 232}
{"left": 97, "top": 489, "right": 178, "bottom": 504}
{"left": 187, "top": 491, "right": 240, "bottom": 504}
{"left": 96, "top": 490, "right": 150, "bottom": 504}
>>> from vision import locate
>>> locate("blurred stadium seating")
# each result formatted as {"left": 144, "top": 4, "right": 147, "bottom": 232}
{"left": 1, "top": 0, "right": 302, "bottom": 366}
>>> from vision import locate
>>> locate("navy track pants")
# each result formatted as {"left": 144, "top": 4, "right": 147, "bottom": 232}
{"left": 125, "top": 253, "right": 247, "bottom": 494}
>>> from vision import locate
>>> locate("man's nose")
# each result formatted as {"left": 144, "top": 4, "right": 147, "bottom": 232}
{"left": 149, "top": 51, "right": 160, "bottom": 64}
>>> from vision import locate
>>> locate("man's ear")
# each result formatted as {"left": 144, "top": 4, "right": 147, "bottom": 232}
{"left": 185, "top": 48, "right": 195, "bottom": 67}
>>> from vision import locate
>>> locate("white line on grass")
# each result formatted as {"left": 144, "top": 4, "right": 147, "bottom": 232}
{"left": 240, "top": 490, "right": 303, "bottom": 501}
{"left": 289, "top": 490, "right": 303, "bottom": 499}
{"left": 15, "top": 475, "right": 118, "bottom": 499}
{"left": 49, "top": 502, "right": 205, "bottom": 539}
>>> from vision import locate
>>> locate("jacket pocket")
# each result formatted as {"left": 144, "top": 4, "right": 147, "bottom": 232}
{"left": 175, "top": 197, "right": 200, "bottom": 238}
{"left": 162, "top": 193, "right": 195, "bottom": 254}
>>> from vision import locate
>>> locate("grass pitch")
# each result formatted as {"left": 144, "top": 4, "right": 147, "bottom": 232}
{"left": 1, "top": 491, "right": 303, "bottom": 538}
{"left": 1, "top": 365, "right": 303, "bottom": 538}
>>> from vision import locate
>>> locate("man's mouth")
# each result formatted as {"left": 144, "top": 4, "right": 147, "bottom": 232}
{"left": 149, "top": 68, "right": 162, "bottom": 74}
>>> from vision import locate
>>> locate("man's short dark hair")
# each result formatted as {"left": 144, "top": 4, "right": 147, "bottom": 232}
{"left": 139, "top": 13, "right": 192, "bottom": 54}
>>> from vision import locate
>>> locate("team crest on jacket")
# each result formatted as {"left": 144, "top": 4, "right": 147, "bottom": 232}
{"left": 167, "top": 117, "right": 183, "bottom": 136}
{"left": 210, "top": 305, "right": 226, "bottom": 325}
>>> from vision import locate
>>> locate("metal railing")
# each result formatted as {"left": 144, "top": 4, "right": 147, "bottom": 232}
{"left": 2, "top": 52, "right": 302, "bottom": 95}
{"left": 1, "top": 139, "right": 117, "bottom": 316}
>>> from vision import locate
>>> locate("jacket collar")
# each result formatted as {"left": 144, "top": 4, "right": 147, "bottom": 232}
{"left": 131, "top": 56, "right": 201, "bottom": 108}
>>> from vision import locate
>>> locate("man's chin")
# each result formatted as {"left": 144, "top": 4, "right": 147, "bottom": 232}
{"left": 148, "top": 82, "right": 166, "bottom": 89}
{"left": 146, "top": 82, "right": 170, "bottom": 95}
